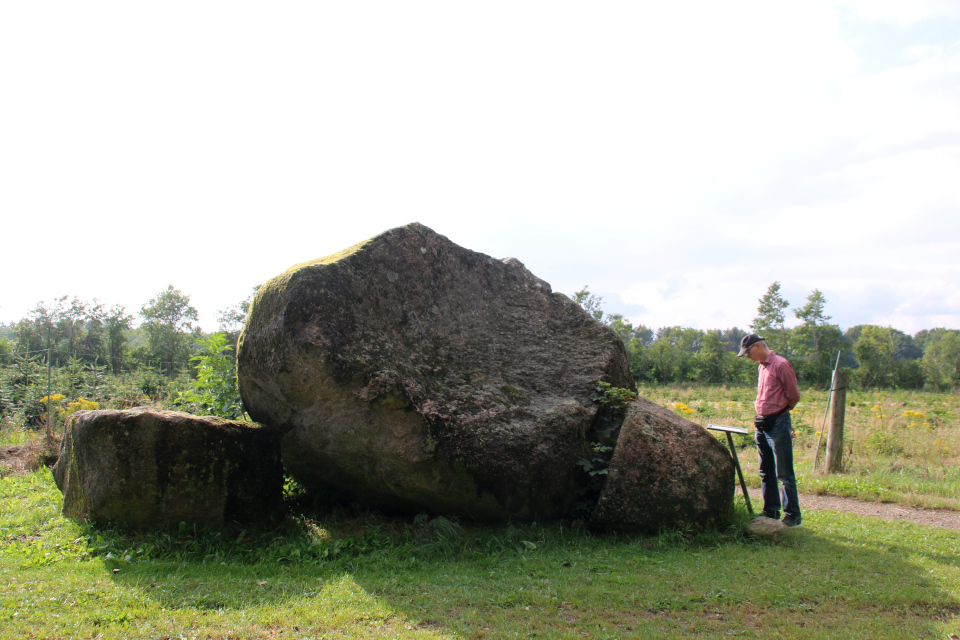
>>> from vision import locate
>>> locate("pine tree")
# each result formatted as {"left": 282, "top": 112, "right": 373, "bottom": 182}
{"left": 793, "top": 289, "right": 831, "bottom": 356}
{"left": 751, "top": 281, "right": 790, "bottom": 354}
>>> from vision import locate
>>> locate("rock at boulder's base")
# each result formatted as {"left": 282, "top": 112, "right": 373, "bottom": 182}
{"left": 53, "top": 408, "right": 283, "bottom": 526}
{"left": 744, "top": 516, "right": 789, "bottom": 539}
{"left": 237, "top": 222, "right": 634, "bottom": 521}
{"left": 589, "top": 397, "right": 734, "bottom": 533}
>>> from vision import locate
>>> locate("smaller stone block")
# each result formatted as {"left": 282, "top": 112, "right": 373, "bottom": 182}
{"left": 53, "top": 408, "right": 283, "bottom": 526}
{"left": 589, "top": 397, "right": 735, "bottom": 533}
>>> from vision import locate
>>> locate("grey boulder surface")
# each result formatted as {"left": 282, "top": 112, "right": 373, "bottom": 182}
{"left": 53, "top": 408, "right": 283, "bottom": 526}
{"left": 589, "top": 398, "right": 735, "bottom": 532}
{"left": 237, "top": 222, "right": 634, "bottom": 521}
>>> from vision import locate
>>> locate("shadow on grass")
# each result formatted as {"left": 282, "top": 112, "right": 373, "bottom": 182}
{"left": 342, "top": 525, "right": 960, "bottom": 638}
{"left": 93, "top": 501, "right": 960, "bottom": 638}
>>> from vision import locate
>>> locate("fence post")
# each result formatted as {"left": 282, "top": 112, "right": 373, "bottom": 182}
{"left": 825, "top": 369, "right": 847, "bottom": 473}
{"left": 46, "top": 348, "right": 53, "bottom": 448}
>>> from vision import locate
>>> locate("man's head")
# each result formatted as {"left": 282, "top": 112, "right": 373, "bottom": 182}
{"left": 738, "top": 334, "right": 770, "bottom": 362}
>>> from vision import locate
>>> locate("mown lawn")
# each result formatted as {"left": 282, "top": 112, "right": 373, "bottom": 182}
{"left": 2, "top": 467, "right": 959, "bottom": 639}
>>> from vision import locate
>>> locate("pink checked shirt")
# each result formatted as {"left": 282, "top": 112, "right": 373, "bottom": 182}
{"left": 755, "top": 351, "right": 801, "bottom": 416}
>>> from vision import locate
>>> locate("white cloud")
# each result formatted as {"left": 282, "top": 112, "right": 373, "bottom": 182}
{"left": 0, "top": 2, "right": 957, "bottom": 336}
{"left": 838, "top": 0, "right": 960, "bottom": 25}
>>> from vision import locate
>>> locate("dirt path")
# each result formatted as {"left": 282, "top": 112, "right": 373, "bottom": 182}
{"left": 741, "top": 487, "right": 960, "bottom": 530}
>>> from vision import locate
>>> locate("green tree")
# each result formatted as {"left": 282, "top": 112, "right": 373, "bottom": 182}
{"left": 178, "top": 333, "right": 244, "bottom": 419}
{"left": 853, "top": 326, "right": 897, "bottom": 388}
{"left": 727, "top": 350, "right": 759, "bottom": 383}
{"left": 790, "top": 290, "right": 843, "bottom": 385}
{"left": 719, "top": 327, "right": 748, "bottom": 353}
{"left": 12, "top": 317, "right": 42, "bottom": 356}
{"left": 601, "top": 314, "right": 654, "bottom": 382}
{"left": 105, "top": 304, "right": 132, "bottom": 373}
{"left": 605, "top": 314, "right": 633, "bottom": 344}
{"left": 751, "top": 281, "right": 791, "bottom": 354}
{"left": 625, "top": 337, "right": 652, "bottom": 382}
{"left": 24, "top": 297, "right": 68, "bottom": 362}
{"left": 647, "top": 338, "right": 678, "bottom": 383}
{"left": 913, "top": 328, "right": 949, "bottom": 354}
{"left": 890, "top": 331, "right": 922, "bottom": 361}
{"left": 139, "top": 285, "right": 199, "bottom": 376}
{"left": 571, "top": 286, "right": 656, "bottom": 380}
{"left": 695, "top": 330, "right": 726, "bottom": 383}
{"left": 81, "top": 301, "right": 108, "bottom": 364}
{"left": 792, "top": 290, "right": 830, "bottom": 354}
{"left": 841, "top": 324, "right": 868, "bottom": 369}
{"left": 0, "top": 352, "right": 46, "bottom": 424}
{"left": 922, "top": 330, "right": 960, "bottom": 391}
{"left": 217, "top": 285, "right": 260, "bottom": 347}
{"left": 631, "top": 324, "right": 654, "bottom": 346}
{"left": 11, "top": 296, "right": 114, "bottom": 367}
{"left": 895, "top": 359, "right": 925, "bottom": 389}
{"left": 59, "top": 296, "right": 89, "bottom": 359}
{"left": 572, "top": 286, "right": 604, "bottom": 321}
{"left": 654, "top": 327, "right": 703, "bottom": 382}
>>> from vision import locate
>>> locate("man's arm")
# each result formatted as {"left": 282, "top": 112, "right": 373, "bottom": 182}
{"left": 781, "top": 359, "right": 801, "bottom": 410}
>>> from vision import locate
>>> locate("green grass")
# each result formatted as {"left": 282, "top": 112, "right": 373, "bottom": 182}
{"left": 3, "top": 469, "right": 960, "bottom": 639}
{"left": 0, "top": 414, "right": 33, "bottom": 447}
{"left": 642, "top": 384, "right": 960, "bottom": 510}
{"left": 3, "top": 385, "right": 959, "bottom": 637}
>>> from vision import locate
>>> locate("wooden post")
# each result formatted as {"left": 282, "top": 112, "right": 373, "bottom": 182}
{"left": 825, "top": 369, "right": 847, "bottom": 473}
{"left": 45, "top": 348, "right": 53, "bottom": 448}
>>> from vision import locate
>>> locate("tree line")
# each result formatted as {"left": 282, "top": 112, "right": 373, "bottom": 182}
{"left": 1, "top": 281, "right": 958, "bottom": 392}
{"left": 576, "top": 282, "right": 960, "bottom": 391}
{"left": 0, "top": 285, "right": 256, "bottom": 376}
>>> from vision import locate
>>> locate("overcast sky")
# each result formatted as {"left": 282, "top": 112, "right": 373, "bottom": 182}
{"left": 2, "top": 1, "right": 958, "bottom": 336}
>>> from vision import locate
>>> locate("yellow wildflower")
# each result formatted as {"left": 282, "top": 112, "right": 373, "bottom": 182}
{"left": 65, "top": 398, "right": 99, "bottom": 414}
{"left": 673, "top": 402, "right": 695, "bottom": 415}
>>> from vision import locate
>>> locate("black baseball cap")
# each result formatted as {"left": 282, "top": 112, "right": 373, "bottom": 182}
{"left": 737, "top": 334, "right": 765, "bottom": 357}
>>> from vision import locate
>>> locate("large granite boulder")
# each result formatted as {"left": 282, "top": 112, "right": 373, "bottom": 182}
{"left": 589, "top": 397, "right": 735, "bottom": 532}
{"left": 53, "top": 408, "right": 283, "bottom": 526}
{"left": 237, "top": 223, "right": 634, "bottom": 520}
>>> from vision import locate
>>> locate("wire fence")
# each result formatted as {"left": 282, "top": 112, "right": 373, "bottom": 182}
{"left": 1, "top": 348, "right": 195, "bottom": 372}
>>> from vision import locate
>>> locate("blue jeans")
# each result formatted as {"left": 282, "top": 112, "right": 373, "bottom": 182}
{"left": 755, "top": 412, "right": 801, "bottom": 521}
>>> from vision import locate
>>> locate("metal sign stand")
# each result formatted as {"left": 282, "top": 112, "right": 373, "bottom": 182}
{"left": 707, "top": 424, "right": 753, "bottom": 515}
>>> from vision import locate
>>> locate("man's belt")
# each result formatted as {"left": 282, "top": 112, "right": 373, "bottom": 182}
{"left": 754, "top": 406, "right": 789, "bottom": 431}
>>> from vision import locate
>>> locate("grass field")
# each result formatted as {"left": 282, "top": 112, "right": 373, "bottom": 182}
{"left": 642, "top": 384, "right": 960, "bottom": 511}
{"left": 2, "top": 385, "right": 959, "bottom": 638}
{"left": 2, "top": 468, "right": 959, "bottom": 639}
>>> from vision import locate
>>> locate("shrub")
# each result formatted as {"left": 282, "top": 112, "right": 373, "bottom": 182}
{"left": 177, "top": 333, "right": 244, "bottom": 419}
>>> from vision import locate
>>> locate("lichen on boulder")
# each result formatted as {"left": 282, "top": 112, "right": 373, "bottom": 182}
{"left": 589, "top": 397, "right": 735, "bottom": 533}
{"left": 53, "top": 408, "right": 283, "bottom": 526}
{"left": 237, "top": 222, "right": 635, "bottom": 521}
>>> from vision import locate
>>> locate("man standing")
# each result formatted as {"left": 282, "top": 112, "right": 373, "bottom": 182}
{"left": 738, "top": 334, "right": 802, "bottom": 527}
